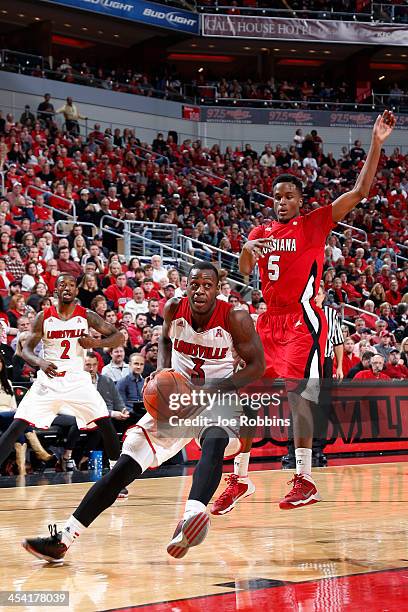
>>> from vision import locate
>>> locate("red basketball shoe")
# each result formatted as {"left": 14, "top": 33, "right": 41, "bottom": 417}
{"left": 211, "top": 474, "right": 255, "bottom": 516}
{"left": 279, "top": 474, "right": 321, "bottom": 509}
{"left": 167, "top": 512, "right": 210, "bottom": 559}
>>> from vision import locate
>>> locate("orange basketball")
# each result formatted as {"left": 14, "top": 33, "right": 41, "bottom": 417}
{"left": 143, "top": 370, "right": 191, "bottom": 421}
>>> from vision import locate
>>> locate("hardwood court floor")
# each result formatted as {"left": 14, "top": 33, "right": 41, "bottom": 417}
{"left": 0, "top": 462, "right": 407, "bottom": 612}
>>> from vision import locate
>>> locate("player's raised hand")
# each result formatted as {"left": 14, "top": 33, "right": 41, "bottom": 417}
{"left": 39, "top": 359, "right": 58, "bottom": 378}
{"left": 78, "top": 334, "right": 99, "bottom": 349}
{"left": 372, "top": 110, "right": 396, "bottom": 143}
{"left": 243, "top": 237, "right": 272, "bottom": 261}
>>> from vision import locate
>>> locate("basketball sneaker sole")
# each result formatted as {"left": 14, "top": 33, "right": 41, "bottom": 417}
{"left": 211, "top": 483, "right": 256, "bottom": 516}
{"left": 167, "top": 512, "right": 210, "bottom": 559}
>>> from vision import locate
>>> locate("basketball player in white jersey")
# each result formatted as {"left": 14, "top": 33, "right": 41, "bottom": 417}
{"left": 23, "top": 262, "right": 265, "bottom": 562}
{"left": 0, "top": 273, "right": 124, "bottom": 474}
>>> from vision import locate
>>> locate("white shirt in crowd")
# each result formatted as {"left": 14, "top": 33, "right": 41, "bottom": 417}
{"left": 124, "top": 300, "right": 148, "bottom": 321}
{"left": 102, "top": 361, "right": 130, "bottom": 384}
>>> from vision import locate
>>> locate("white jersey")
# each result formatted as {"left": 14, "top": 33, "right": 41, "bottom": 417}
{"left": 42, "top": 304, "right": 88, "bottom": 373}
{"left": 168, "top": 297, "right": 235, "bottom": 381}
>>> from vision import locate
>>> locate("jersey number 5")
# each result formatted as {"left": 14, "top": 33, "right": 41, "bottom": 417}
{"left": 60, "top": 339, "right": 70, "bottom": 359}
{"left": 191, "top": 357, "right": 205, "bottom": 381}
{"left": 268, "top": 255, "right": 280, "bottom": 281}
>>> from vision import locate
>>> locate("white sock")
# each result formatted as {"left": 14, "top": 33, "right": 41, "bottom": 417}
{"left": 295, "top": 448, "right": 312, "bottom": 477}
{"left": 183, "top": 499, "right": 206, "bottom": 519}
{"left": 61, "top": 515, "right": 86, "bottom": 548}
{"left": 234, "top": 452, "right": 250, "bottom": 478}
{"left": 109, "top": 459, "right": 117, "bottom": 470}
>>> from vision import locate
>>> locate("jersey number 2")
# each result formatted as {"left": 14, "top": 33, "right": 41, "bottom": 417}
{"left": 268, "top": 255, "right": 280, "bottom": 281}
{"left": 191, "top": 358, "right": 205, "bottom": 381}
{"left": 60, "top": 339, "right": 70, "bottom": 359}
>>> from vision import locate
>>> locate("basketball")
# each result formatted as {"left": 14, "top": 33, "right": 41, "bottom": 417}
{"left": 143, "top": 370, "right": 191, "bottom": 421}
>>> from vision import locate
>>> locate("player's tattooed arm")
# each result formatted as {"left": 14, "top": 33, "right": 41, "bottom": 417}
{"left": 332, "top": 110, "right": 396, "bottom": 223}
{"left": 205, "top": 309, "right": 265, "bottom": 392}
{"left": 21, "top": 311, "right": 58, "bottom": 377}
{"left": 82, "top": 310, "right": 125, "bottom": 349}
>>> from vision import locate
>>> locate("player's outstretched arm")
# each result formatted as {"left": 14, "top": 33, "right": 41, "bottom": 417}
{"left": 331, "top": 110, "right": 396, "bottom": 223}
{"left": 21, "top": 312, "right": 58, "bottom": 377}
{"left": 81, "top": 310, "right": 125, "bottom": 350}
{"left": 206, "top": 309, "right": 265, "bottom": 393}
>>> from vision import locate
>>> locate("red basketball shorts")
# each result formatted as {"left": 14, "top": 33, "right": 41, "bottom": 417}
{"left": 256, "top": 303, "right": 327, "bottom": 401}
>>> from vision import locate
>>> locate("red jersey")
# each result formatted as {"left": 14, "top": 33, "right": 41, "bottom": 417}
{"left": 248, "top": 206, "right": 334, "bottom": 308}
{"left": 354, "top": 370, "right": 390, "bottom": 381}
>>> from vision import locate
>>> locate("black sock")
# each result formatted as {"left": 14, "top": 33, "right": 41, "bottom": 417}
{"left": 0, "top": 419, "right": 28, "bottom": 467}
{"left": 73, "top": 455, "right": 142, "bottom": 527}
{"left": 189, "top": 427, "right": 229, "bottom": 506}
{"left": 96, "top": 417, "right": 121, "bottom": 460}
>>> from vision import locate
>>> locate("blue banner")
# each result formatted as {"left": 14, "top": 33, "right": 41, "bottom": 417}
{"left": 41, "top": 0, "right": 199, "bottom": 34}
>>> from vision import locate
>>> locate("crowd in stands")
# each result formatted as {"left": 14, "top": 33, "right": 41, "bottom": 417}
{"left": 0, "top": 90, "right": 406, "bottom": 475}
{"left": 198, "top": 0, "right": 407, "bottom": 23}
{"left": 4, "top": 52, "right": 408, "bottom": 111}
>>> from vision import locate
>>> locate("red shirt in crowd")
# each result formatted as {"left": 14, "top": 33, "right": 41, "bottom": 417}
{"left": 354, "top": 369, "right": 390, "bottom": 380}
{"left": 384, "top": 363, "right": 408, "bottom": 379}
{"left": 104, "top": 284, "right": 133, "bottom": 310}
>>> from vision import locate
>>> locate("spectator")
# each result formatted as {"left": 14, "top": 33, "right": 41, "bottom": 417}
{"left": 337, "top": 338, "right": 360, "bottom": 378}
{"left": 145, "top": 298, "right": 164, "bottom": 327}
{"left": 56, "top": 97, "right": 87, "bottom": 135}
{"left": 151, "top": 255, "right": 168, "bottom": 284}
{"left": 373, "top": 331, "right": 394, "bottom": 361}
{"left": 19, "top": 105, "right": 36, "bottom": 128}
{"left": 85, "top": 352, "right": 127, "bottom": 418}
{"left": 104, "top": 272, "right": 133, "bottom": 311}
{"left": 101, "top": 346, "right": 129, "bottom": 384}
{"left": 117, "top": 353, "right": 145, "bottom": 416}
{"left": 217, "top": 281, "right": 232, "bottom": 302}
{"left": 379, "top": 302, "right": 398, "bottom": 331}
{"left": 158, "top": 284, "right": 175, "bottom": 316}
{"left": 354, "top": 354, "right": 390, "bottom": 380}
{"left": 385, "top": 279, "right": 402, "bottom": 307}
{"left": 346, "top": 350, "right": 376, "bottom": 380}
{"left": 124, "top": 287, "right": 148, "bottom": 321}
{"left": 37, "top": 93, "right": 54, "bottom": 125}
{"left": 400, "top": 337, "right": 408, "bottom": 367}
{"left": 384, "top": 348, "right": 408, "bottom": 379}
{"left": 56, "top": 246, "right": 82, "bottom": 278}
{"left": 142, "top": 342, "right": 158, "bottom": 377}
{"left": 77, "top": 273, "right": 103, "bottom": 309}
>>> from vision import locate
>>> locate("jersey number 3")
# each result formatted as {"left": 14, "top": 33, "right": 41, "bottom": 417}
{"left": 60, "top": 339, "right": 70, "bottom": 359}
{"left": 191, "top": 357, "right": 205, "bottom": 381}
{"left": 268, "top": 255, "right": 280, "bottom": 281}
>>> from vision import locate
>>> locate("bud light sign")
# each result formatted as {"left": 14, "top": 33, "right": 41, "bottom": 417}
{"left": 40, "top": 0, "right": 199, "bottom": 34}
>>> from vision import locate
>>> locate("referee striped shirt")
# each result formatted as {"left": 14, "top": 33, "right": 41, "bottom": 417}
{"left": 323, "top": 305, "right": 344, "bottom": 358}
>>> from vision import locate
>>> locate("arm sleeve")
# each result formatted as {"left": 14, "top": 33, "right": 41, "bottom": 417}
{"left": 247, "top": 225, "right": 265, "bottom": 241}
{"left": 303, "top": 206, "right": 335, "bottom": 246}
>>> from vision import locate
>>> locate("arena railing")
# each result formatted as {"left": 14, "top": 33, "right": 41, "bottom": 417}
{"left": 24, "top": 186, "right": 77, "bottom": 220}
{"left": 372, "top": 92, "right": 408, "bottom": 112}
{"left": 100, "top": 220, "right": 253, "bottom": 292}
{"left": 99, "top": 216, "right": 179, "bottom": 250}
{"left": 339, "top": 303, "right": 380, "bottom": 326}
{"left": 337, "top": 222, "right": 368, "bottom": 243}
{"left": 54, "top": 219, "right": 98, "bottom": 238}
{"left": 189, "top": 167, "right": 230, "bottom": 190}
{"left": 197, "top": 5, "right": 373, "bottom": 21}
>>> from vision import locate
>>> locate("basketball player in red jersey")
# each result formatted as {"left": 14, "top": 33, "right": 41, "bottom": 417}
{"left": 213, "top": 110, "right": 396, "bottom": 513}
{"left": 22, "top": 262, "right": 265, "bottom": 562}
{"left": 0, "top": 273, "right": 125, "bottom": 476}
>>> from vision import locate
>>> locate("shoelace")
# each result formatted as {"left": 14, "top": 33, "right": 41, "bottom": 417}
{"left": 48, "top": 523, "right": 60, "bottom": 541}
{"left": 285, "top": 474, "right": 304, "bottom": 496}
{"left": 216, "top": 474, "right": 239, "bottom": 502}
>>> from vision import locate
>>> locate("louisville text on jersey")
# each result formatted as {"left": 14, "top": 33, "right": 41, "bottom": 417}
{"left": 173, "top": 338, "right": 228, "bottom": 360}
